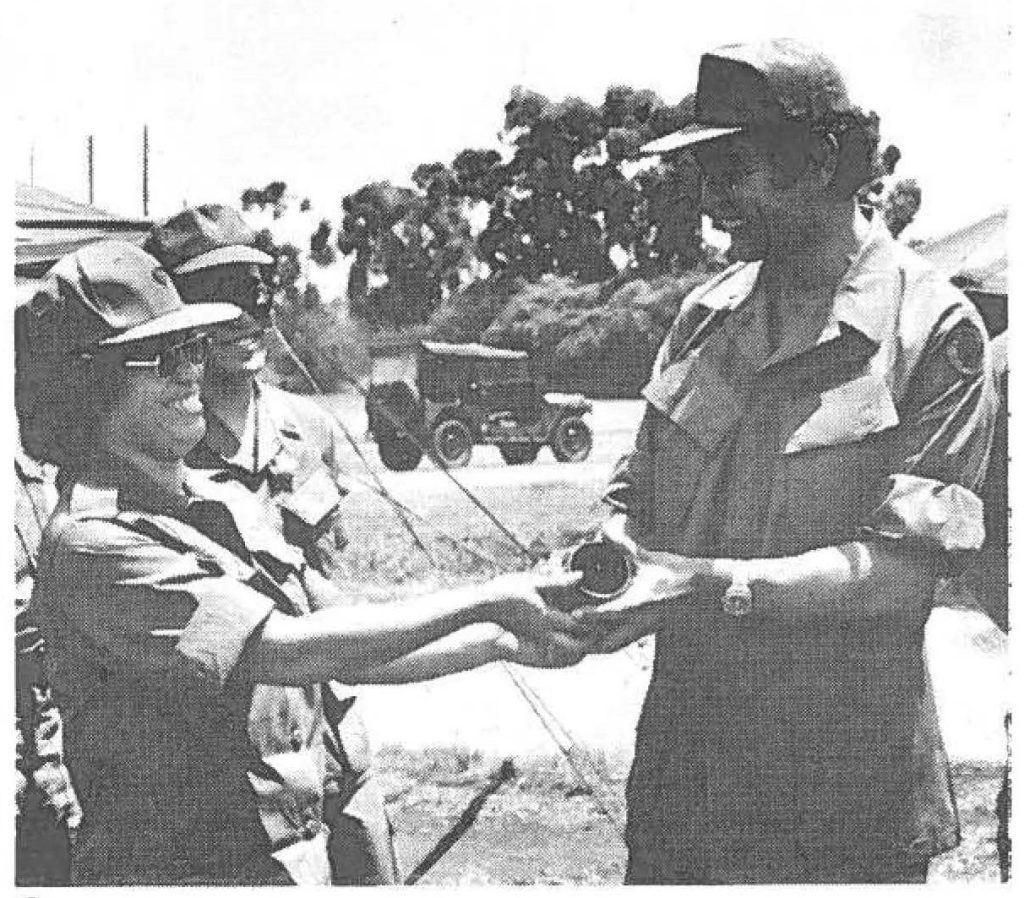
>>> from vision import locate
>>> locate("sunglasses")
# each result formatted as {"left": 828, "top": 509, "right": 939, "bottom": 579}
{"left": 120, "top": 334, "right": 212, "bottom": 377}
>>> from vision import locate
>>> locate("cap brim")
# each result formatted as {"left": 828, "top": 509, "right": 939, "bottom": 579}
{"left": 98, "top": 302, "right": 241, "bottom": 346}
{"left": 640, "top": 124, "right": 744, "bottom": 155}
{"left": 173, "top": 244, "right": 275, "bottom": 274}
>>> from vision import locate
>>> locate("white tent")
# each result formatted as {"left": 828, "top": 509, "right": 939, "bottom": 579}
{"left": 917, "top": 208, "right": 1007, "bottom": 336}
{"left": 15, "top": 183, "right": 151, "bottom": 278}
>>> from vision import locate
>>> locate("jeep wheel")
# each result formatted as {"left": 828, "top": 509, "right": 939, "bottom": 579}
{"left": 377, "top": 435, "right": 423, "bottom": 471}
{"left": 499, "top": 444, "right": 540, "bottom": 465}
{"left": 432, "top": 418, "right": 474, "bottom": 468}
{"left": 550, "top": 415, "right": 592, "bottom": 463}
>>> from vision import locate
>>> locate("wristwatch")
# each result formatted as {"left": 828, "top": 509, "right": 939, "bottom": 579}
{"left": 722, "top": 561, "right": 753, "bottom": 617}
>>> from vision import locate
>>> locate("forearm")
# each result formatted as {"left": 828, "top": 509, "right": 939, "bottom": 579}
{"left": 354, "top": 623, "right": 506, "bottom": 683}
{"left": 240, "top": 585, "right": 494, "bottom": 685}
{"left": 700, "top": 540, "right": 937, "bottom": 622}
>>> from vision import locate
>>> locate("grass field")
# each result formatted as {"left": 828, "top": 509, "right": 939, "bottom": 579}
{"left": 376, "top": 747, "right": 1007, "bottom": 885}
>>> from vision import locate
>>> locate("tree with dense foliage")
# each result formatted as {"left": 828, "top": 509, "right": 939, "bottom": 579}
{"left": 337, "top": 85, "right": 701, "bottom": 328}
{"left": 240, "top": 181, "right": 289, "bottom": 218}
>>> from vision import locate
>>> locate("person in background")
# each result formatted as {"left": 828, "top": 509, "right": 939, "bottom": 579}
{"left": 146, "top": 204, "right": 398, "bottom": 883}
{"left": 16, "top": 240, "right": 585, "bottom": 885}
{"left": 579, "top": 39, "right": 998, "bottom": 883}
{"left": 15, "top": 435, "right": 82, "bottom": 885}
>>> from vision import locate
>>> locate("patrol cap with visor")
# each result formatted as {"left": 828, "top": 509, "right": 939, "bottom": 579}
{"left": 15, "top": 240, "right": 239, "bottom": 462}
{"left": 144, "top": 204, "right": 275, "bottom": 323}
{"left": 641, "top": 38, "right": 853, "bottom": 155}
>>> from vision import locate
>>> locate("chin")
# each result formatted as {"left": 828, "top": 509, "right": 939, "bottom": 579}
{"left": 162, "top": 420, "right": 207, "bottom": 459}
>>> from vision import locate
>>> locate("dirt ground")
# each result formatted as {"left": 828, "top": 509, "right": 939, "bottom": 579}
{"left": 318, "top": 391, "right": 1011, "bottom": 885}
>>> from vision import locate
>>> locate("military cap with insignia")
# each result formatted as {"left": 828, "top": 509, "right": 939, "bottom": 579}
{"left": 145, "top": 205, "right": 276, "bottom": 321}
{"left": 144, "top": 204, "right": 275, "bottom": 275}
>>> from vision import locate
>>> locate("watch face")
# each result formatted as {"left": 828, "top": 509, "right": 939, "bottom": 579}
{"left": 722, "top": 586, "right": 753, "bottom": 617}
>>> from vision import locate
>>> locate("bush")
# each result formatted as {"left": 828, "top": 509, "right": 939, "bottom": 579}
{"left": 427, "top": 267, "right": 715, "bottom": 398}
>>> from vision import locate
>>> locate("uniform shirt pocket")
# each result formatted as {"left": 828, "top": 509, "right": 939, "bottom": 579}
{"left": 279, "top": 467, "right": 342, "bottom": 535}
{"left": 783, "top": 372, "right": 899, "bottom": 455}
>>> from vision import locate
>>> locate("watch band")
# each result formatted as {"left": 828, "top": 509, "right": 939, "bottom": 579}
{"left": 722, "top": 560, "right": 753, "bottom": 617}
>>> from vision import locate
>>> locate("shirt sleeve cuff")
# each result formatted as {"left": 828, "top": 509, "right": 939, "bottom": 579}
{"left": 603, "top": 449, "right": 653, "bottom": 518}
{"left": 859, "top": 473, "right": 985, "bottom": 554}
{"left": 174, "top": 577, "right": 277, "bottom": 689}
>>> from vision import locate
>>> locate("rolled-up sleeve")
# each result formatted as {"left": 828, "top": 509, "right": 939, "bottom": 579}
{"left": 49, "top": 519, "right": 276, "bottom": 690}
{"left": 861, "top": 310, "right": 998, "bottom": 556}
{"left": 604, "top": 409, "right": 656, "bottom": 522}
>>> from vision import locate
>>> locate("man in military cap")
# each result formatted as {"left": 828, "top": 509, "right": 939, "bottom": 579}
{"left": 144, "top": 205, "right": 395, "bottom": 884}
{"left": 578, "top": 38, "right": 998, "bottom": 883}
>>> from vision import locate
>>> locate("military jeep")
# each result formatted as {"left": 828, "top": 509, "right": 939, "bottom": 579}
{"left": 367, "top": 340, "right": 593, "bottom": 471}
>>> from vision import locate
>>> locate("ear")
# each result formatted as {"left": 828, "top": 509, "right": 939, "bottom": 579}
{"left": 809, "top": 131, "right": 841, "bottom": 189}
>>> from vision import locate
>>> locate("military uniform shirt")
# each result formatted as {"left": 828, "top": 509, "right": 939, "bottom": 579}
{"left": 34, "top": 465, "right": 354, "bottom": 885}
{"left": 186, "top": 381, "right": 398, "bottom": 883}
{"left": 606, "top": 219, "right": 997, "bottom": 882}
{"left": 187, "top": 382, "right": 350, "bottom": 581}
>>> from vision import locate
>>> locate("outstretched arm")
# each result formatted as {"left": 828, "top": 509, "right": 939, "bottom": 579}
{"left": 578, "top": 519, "right": 939, "bottom": 653}
{"left": 355, "top": 623, "right": 585, "bottom": 683}
{"left": 237, "top": 570, "right": 585, "bottom": 685}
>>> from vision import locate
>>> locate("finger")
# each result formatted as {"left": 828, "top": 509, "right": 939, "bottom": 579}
{"left": 543, "top": 606, "right": 589, "bottom": 636}
{"left": 545, "top": 633, "right": 588, "bottom": 666}
{"left": 595, "top": 623, "right": 647, "bottom": 654}
{"left": 535, "top": 569, "right": 584, "bottom": 594}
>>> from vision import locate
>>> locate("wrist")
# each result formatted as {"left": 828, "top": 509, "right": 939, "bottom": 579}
{"left": 490, "top": 627, "right": 517, "bottom": 663}
{"left": 454, "top": 584, "right": 498, "bottom": 628}
{"left": 694, "top": 559, "right": 733, "bottom": 595}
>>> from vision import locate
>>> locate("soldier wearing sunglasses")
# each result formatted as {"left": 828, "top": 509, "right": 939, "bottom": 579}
{"left": 15, "top": 240, "right": 586, "bottom": 885}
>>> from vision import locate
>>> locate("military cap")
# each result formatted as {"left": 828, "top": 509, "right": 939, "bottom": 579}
{"left": 144, "top": 204, "right": 274, "bottom": 274}
{"left": 643, "top": 38, "right": 853, "bottom": 155}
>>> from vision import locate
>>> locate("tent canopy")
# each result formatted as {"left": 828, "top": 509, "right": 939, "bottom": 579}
{"left": 15, "top": 183, "right": 151, "bottom": 275}
{"left": 917, "top": 208, "right": 1007, "bottom": 297}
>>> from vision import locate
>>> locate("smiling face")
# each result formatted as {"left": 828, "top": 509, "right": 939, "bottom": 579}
{"left": 175, "top": 263, "right": 271, "bottom": 375}
{"left": 692, "top": 130, "right": 825, "bottom": 262}
{"left": 208, "top": 312, "right": 269, "bottom": 374}
{"left": 102, "top": 342, "right": 207, "bottom": 463}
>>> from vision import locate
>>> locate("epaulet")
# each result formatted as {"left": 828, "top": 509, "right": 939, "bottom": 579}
{"left": 67, "top": 482, "right": 121, "bottom": 518}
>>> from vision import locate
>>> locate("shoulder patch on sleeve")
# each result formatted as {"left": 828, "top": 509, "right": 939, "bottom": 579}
{"left": 944, "top": 319, "right": 986, "bottom": 376}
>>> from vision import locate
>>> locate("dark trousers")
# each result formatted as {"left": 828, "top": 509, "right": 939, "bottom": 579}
{"left": 625, "top": 844, "right": 931, "bottom": 884}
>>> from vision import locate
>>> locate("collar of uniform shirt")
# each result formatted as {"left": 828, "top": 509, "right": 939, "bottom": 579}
{"left": 757, "top": 213, "right": 902, "bottom": 370}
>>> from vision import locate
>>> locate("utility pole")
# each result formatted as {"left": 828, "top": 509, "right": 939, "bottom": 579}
{"left": 142, "top": 125, "right": 150, "bottom": 217}
{"left": 29, "top": 144, "right": 35, "bottom": 186}
{"left": 87, "top": 135, "right": 94, "bottom": 204}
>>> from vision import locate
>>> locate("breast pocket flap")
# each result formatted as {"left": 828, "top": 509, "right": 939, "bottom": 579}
{"left": 783, "top": 372, "right": 899, "bottom": 455}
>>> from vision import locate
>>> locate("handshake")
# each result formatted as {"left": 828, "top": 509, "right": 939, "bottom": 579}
{"left": 481, "top": 516, "right": 707, "bottom": 669}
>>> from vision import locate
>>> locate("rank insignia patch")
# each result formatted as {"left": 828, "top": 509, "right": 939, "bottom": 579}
{"left": 945, "top": 320, "right": 985, "bottom": 376}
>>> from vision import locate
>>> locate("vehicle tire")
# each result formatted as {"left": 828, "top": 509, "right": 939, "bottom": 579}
{"left": 550, "top": 415, "right": 592, "bottom": 463}
{"left": 432, "top": 417, "right": 474, "bottom": 468}
{"left": 377, "top": 434, "right": 423, "bottom": 471}
{"left": 499, "top": 444, "right": 540, "bottom": 465}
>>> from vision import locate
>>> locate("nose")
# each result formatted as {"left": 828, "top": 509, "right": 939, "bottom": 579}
{"left": 700, "top": 177, "right": 730, "bottom": 218}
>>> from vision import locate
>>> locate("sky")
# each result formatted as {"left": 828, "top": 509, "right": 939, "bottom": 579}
{"left": 9, "top": 0, "right": 1014, "bottom": 241}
